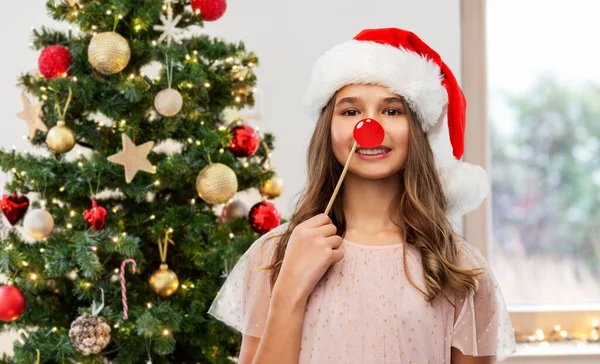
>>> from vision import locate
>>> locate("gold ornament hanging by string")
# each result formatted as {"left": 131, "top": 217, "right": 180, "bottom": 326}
{"left": 149, "top": 231, "right": 179, "bottom": 297}
{"left": 88, "top": 32, "right": 131, "bottom": 75}
{"left": 196, "top": 163, "right": 238, "bottom": 205}
{"left": 259, "top": 142, "right": 283, "bottom": 199}
{"left": 46, "top": 88, "right": 76, "bottom": 154}
{"left": 260, "top": 174, "right": 283, "bottom": 199}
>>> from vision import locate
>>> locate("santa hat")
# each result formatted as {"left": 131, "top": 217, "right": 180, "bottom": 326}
{"left": 303, "top": 28, "right": 489, "bottom": 217}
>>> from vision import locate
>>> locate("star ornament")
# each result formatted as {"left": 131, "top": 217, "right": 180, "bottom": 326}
{"left": 16, "top": 93, "right": 48, "bottom": 139}
{"left": 153, "top": 5, "right": 185, "bottom": 45}
{"left": 107, "top": 134, "right": 156, "bottom": 183}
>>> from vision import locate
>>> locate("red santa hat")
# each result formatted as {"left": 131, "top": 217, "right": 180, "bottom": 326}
{"left": 303, "top": 28, "right": 489, "bottom": 217}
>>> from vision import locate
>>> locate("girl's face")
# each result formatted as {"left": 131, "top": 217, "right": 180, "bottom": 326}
{"left": 331, "top": 84, "right": 410, "bottom": 180}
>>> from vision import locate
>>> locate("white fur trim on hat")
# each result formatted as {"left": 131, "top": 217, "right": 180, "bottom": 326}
{"left": 303, "top": 39, "right": 448, "bottom": 131}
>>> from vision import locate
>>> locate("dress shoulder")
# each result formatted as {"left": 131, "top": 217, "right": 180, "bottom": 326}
{"left": 207, "top": 222, "right": 289, "bottom": 338}
{"left": 451, "top": 239, "right": 517, "bottom": 360}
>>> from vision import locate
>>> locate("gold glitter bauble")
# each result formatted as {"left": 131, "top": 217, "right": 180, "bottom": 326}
{"left": 196, "top": 163, "right": 238, "bottom": 205}
{"left": 154, "top": 88, "right": 183, "bottom": 117}
{"left": 46, "top": 121, "right": 76, "bottom": 154}
{"left": 88, "top": 32, "right": 131, "bottom": 75}
{"left": 149, "top": 264, "right": 179, "bottom": 297}
{"left": 260, "top": 173, "right": 284, "bottom": 199}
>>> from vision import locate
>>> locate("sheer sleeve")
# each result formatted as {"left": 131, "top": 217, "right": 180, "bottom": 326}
{"left": 451, "top": 240, "right": 517, "bottom": 360}
{"left": 207, "top": 223, "right": 288, "bottom": 338}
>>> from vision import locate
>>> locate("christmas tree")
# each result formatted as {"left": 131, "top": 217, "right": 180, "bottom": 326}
{"left": 0, "top": 0, "right": 283, "bottom": 362}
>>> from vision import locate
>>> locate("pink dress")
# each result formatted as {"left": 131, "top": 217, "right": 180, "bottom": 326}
{"left": 208, "top": 223, "right": 517, "bottom": 363}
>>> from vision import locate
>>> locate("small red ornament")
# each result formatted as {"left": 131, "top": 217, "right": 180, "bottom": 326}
{"left": 83, "top": 198, "right": 107, "bottom": 231}
{"left": 228, "top": 124, "right": 260, "bottom": 157}
{"left": 0, "top": 193, "right": 30, "bottom": 226}
{"left": 354, "top": 118, "right": 385, "bottom": 148}
{"left": 0, "top": 285, "right": 26, "bottom": 322}
{"left": 248, "top": 201, "right": 281, "bottom": 235}
{"left": 191, "top": 0, "right": 227, "bottom": 21}
{"left": 38, "top": 45, "right": 72, "bottom": 79}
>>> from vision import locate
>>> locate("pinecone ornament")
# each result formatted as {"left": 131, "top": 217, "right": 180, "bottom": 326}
{"left": 69, "top": 314, "right": 111, "bottom": 355}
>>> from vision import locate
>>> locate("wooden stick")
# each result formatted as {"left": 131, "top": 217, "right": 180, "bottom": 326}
{"left": 325, "top": 141, "right": 358, "bottom": 216}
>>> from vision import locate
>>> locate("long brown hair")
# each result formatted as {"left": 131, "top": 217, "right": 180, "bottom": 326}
{"left": 260, "top": 92, "right": 481, "bottom": 301}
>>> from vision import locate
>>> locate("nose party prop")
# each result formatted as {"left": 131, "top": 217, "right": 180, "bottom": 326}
{"left": 324, "top": 119, "right": 385, "bottom": 215}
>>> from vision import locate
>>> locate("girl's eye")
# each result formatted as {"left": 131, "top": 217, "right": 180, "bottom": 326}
{"left": 385, "top": 108, "right": 403, "bottom": 116}
{"left": 342, "top": 109, "right": 359, "bottom": 116}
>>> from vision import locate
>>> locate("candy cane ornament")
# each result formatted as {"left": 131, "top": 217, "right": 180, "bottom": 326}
{"left": 120, "top": 258, "right": 137, "bottom": 320}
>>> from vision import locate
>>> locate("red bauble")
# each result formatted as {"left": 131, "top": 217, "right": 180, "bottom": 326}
{"left": 0, "top": 193, "right": 30, "bottom": 226}
{"left": 228, "top": 124, "right": 260, "bottom": 157}
{"left": 248, "top": 201, "right": 281, "bottom": 235}
{"left": 83, "top": 198, "right": 107, "bottom": 231}
{"left": 191, "top": 0, "right": 227, "bottom": 21}
{"left": 38, "top": 45, "right": 72, "bottom": 79}
{"left": 0, "top": 285, "right": 26, "bottom": 322}
{"left": 354, "top": 118, "right": 385, "bottom": 148}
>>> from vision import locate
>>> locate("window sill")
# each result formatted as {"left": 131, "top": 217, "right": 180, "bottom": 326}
{"left": 513, "top": 342, "right": 600, "bottom": 357}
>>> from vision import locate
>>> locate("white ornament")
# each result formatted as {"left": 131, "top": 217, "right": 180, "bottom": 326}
{"left": 23, "top": 209, "right": 54, "bottom": 240}
{"left": 153, "top": 5, "right": 185, "bottom": 45}
{"left": 154, "top": 88, "right": 183, "bottom": 116}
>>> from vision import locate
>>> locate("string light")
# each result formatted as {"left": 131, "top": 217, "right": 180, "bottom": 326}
{"left": 112, "top": 236, "right": 119, "bottom": 243}
{"left": 91, "top": 246, "right": 98, "bottom": 252}
{"left": 67, "top": 223, "right": 73, "bottom": 229}
{"left": 162, "top": 329, "right": 170, "bottom": 336}
{"left": 22, "top": 261, "right": 29, "bottom": 267}
{"left": 29, "top": 273, "right": 38, "bottom": 281}
{"left": 204, "top": 82, "right": 211, "bottom": 88}
{"left": 147, "top": 302, "right": 153, "bottom": 309}
{"left": 229, "top": 233, "right": 234, "bottom": 239}
{"left": 154, "top": 180, "right": 160, "bottom": 186}
{"left": 114, "top": 268, "right": 119, "bottom": 274}
{"left": 150, "top": 215, "right": 156, "bottom": 220}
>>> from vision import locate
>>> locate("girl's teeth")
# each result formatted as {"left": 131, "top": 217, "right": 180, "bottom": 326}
{"left": 357, "top": 149, "right": 388, "bottom": 155}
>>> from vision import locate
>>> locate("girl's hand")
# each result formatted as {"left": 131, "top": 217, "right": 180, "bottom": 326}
{"left": 274, "top": 213, "right": 344, "bottom": 305}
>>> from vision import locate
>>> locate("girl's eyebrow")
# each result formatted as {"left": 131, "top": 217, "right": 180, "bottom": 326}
{"left": 335, "top": 96, "right": 362, "bottom": 108}
{"left": 382, "top": 97, "right": 404, "bottom": 105}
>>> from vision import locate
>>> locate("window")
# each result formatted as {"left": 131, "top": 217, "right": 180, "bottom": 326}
{"left": 486, "top": 0, "right": 600, "bottom": 305}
